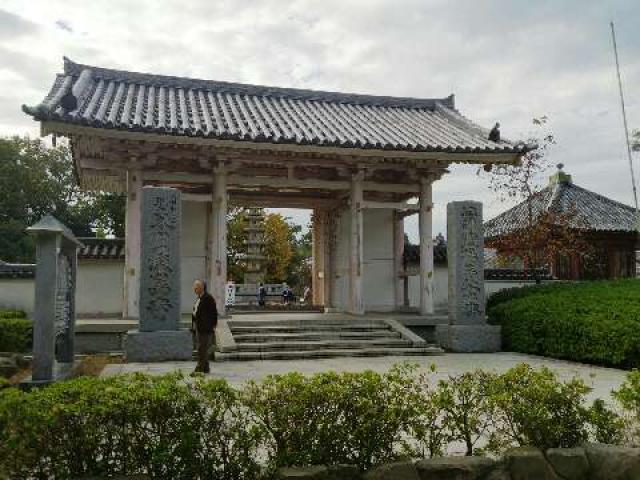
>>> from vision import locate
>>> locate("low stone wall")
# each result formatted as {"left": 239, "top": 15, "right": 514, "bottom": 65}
{"left": 277, "top": 444, "right": 640, "bottom": 480}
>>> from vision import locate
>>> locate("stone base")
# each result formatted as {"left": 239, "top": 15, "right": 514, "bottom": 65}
{"left": 20, "top": 361, "right": 76, "bottom": 390}
{"left": 435, "top": 324, "right": 501, "bottom": 352}
{"left": 125, "top": 330, "right": 193, "bottom": 362}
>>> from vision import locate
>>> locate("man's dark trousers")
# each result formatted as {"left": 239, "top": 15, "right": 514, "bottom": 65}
{"left": 192, "top": 292, "right": 218, "bottom": 373}
{"left": 196, "top": 330, "right": 214, "bottom": 373}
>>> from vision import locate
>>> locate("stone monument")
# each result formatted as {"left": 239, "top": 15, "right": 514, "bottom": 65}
{"left": 125, "top": 187, "right": 192, "bottom": 361}
{"left": 435, "top": 201, "right": 501, "bottom": 352}
{"left": 23, "top": 215, "right": 82, "bottom": 386}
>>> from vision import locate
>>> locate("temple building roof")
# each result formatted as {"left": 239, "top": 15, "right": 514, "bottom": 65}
{"left": 484, "top": 166, "right": 639, "bottom": 238}
{"left": 23, "top": 57, "right": 527, "bottom": 155}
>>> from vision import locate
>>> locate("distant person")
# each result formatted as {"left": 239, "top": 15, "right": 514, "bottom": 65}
{"left": 191, "top": 279, "right": 218, "bottom": 374}
{"left": 302, "top": 286, "right": 311, "bottom": 305}
{"left": 258, "top": 282, "right": 267, "bottom": 307}
{"left": 282, "top": 284, "right": 290, "bottom": 305}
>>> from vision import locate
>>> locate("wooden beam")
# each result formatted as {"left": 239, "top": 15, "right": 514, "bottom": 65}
{"left": 361, "top": 201, "right": 420, "bottom": 210}
{"left": 43, "top": 120, "right": 523, "bottom": 165}
{"left": 143, "top": 171, "right": 423, "bottom": 193}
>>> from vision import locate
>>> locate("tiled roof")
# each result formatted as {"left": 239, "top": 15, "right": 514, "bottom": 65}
{"left": 484, "top": 177, "right": 638, "bottom": 238}
{"left": 22, "top": 57, "right": 527, "bottom": 155}
{"left": 78, "top": 238, "right": 124, "bottom": 260}
{"left": 0, "top": 261, "right": 35, "bottom": 279}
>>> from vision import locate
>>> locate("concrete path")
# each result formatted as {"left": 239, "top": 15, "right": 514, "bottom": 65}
{"left": 101, "top": 352, "right": 627, "bottom": 402}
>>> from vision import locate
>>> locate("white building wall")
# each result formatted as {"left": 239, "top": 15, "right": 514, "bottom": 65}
{"left": 362, "top": 209, "right": 395, "bottom": 311}
{"left": 0, "top": 261, "right": 125, "bottom": 317}
{"left": 407, "top": 270, "right": 548, "bottom": 311}
{"left": 329, "top": 208, "right": 396, "bottom": 312}
{"left": 180, "top": 200, "right": 208, "bottom": 313}
{"left": 76, "top": 261, "right": 124, "bottom": 316}
{"left": 0, "top": 279, "right": 35, "bottom": 314}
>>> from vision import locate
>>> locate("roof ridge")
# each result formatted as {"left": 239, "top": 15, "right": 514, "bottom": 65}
{"left": 62, "top": 57, "right": 454, "bottom": 110}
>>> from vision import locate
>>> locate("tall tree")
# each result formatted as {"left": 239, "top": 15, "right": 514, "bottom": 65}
{"left": 0, "top": 136, "right": 125, "bottom": 262}
{"left": 263, "top": 213, "right": 294, "bottom": 283}
{"left": 484, "top": 117, "right": 591, "bottom": 279}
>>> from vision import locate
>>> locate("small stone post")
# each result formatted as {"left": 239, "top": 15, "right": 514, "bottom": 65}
{"left": 436, "top": 201, "right": 501, "bottom": 352}
{"left": 125, "top": 187, "right": 192, "bottom": 362}
{"left": 24, "top": 215, "right": 82, "bottom": 385}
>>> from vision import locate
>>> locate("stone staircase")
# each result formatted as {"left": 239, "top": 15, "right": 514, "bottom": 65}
{"left": 214, "top": 314, "right": 443, "bottom": 361}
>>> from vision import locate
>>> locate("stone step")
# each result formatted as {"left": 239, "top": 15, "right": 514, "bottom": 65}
{"left": 227, "top": 319, "right": 389, "bottom": 329}
{"left": 215, "top": 346, "right": 444, "bottom": 361}
{"left": 234, "top": 338, "right": 412, "bottom": 352}
{"left": 232, "top": 330, "right": 402, "bottom": 342}
{"left": 230, "top": 325, "right": 392, "bottom": 335}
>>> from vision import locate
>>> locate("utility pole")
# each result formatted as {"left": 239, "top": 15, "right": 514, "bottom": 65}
{"left": 610, "top": 22, "right": 639, "bottom": 230}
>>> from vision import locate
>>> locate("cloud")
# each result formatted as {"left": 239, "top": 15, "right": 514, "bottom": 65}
{"left": 0, "top": 0, "right": 639, "bottom": 241}
{"left": 0, "top": 8, "right": 39, "bottom": 40}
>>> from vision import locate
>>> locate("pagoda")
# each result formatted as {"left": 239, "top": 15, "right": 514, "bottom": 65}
{"left": 244, "top": 208, "right": 266, "bottom": 284}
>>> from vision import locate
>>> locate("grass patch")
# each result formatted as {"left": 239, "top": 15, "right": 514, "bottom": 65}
{"left": 70, "top": 354, "right": 123, "bottom": 378}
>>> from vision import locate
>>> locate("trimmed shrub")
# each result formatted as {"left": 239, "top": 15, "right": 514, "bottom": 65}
{"left": 487, "top": 364, "right": 594, "bottom": 451}
{"left": 242, "top": 364, "right": 419, "bottom": 470}
{"left": 0, "top": 309, "right": 27, "bottom": 319}
{"left": 0, "top": 317, "right": 32, "bottom": 352}
{"left": 0, "top": 373, "right": 267, "bottom": 479}
{"left": 0, "top": 364, "right": 629, "bottom": 478}
{"left": 488, "top": 279, "right": 640, "bottom": 368}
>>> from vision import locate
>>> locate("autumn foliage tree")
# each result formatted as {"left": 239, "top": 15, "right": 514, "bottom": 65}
{"left": 484, "top": 117, "right": 592, "bottom": 279}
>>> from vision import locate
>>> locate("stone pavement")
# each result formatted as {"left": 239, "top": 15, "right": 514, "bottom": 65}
{"left": 101, "top": 352, "right": 627, "bottom": 402}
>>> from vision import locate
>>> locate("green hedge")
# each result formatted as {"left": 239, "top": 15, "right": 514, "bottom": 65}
{"left": 0, "top": 309, "right": 26, "bottom": 319}
{"left": 0, "top": 364, "right": 625, "bottom": 479}
{"left": 488, "top": 279, "right": 640, "bottom": 368}
{"left": 0, "top": 317, "right": 32, "bottom": 352}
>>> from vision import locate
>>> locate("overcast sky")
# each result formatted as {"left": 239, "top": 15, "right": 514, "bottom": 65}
{"left": 1, "top": 0, "right": 639, "bottom": 242}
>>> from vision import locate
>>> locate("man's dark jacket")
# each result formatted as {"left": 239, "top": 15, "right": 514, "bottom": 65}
{"left": 192, "top": 292, "right": 218, "bottom": 333}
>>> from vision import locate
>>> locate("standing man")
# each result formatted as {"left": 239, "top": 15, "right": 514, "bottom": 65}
{"left": 192, "top": 279, "right": 218, "bottom": 374}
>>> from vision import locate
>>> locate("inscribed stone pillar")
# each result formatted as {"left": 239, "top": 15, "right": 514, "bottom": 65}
{"left": 125, "top": 186, "right": 192, "bottom": 362}
{"left": 24, "top": 215, "right": 82, "bottom": 386}
{"left": 435, "top": 201, "right": 501, "bottom": 352}
{"left": 349, "top": 172, "right": 365, "bottom": 315}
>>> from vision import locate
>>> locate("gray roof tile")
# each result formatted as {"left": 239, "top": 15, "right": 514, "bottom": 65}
{"left": 484, "top": 179, "right": 638, "bottom": 237}
{"left": 23, "top": 57, "right": 527, "bottom": 154}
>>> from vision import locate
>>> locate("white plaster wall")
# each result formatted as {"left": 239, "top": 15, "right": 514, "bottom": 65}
{"left": 408, "top": 266, "right": 449, "bottom": 311}
{"left": 180, "top": 200, "right": 208, "bottom": 313}
{"left": 407, "top": 272, "right": 547, "bottom": 309}
{"left": 0, "top": 279, "right": 35, "bottom": 315}
{"left": 0, "top": 261, "right": 125, "bottom": 317}
{"left": 76, "top": 261, "right": 124, "bottom": 316}
{"left": 363, "top": 209, "right": 395, "bottom": 311}
{"left": 329, "top": 208, "right": 396, "bottom": 312}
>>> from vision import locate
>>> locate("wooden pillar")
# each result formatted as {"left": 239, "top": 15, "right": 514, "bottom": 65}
{"left": 209, "top": 165, "right": 228, "bottom": 316}
{"left": 393, "top": 211, "right": 405, "bottom": 310}
{"left": 419, "top": 177, "right": 434, "bottom": 315}
{"left": 123, "top": 170, "right": 142, "bottom": 319}
{"left": 324, "top": 211, "right": 335, "bottom": 310}
{"left": 349, "top": 171, "right": 365, "bottom": 315}
{"left": 312, "top": 209, "right": 326, "bottom": 306}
